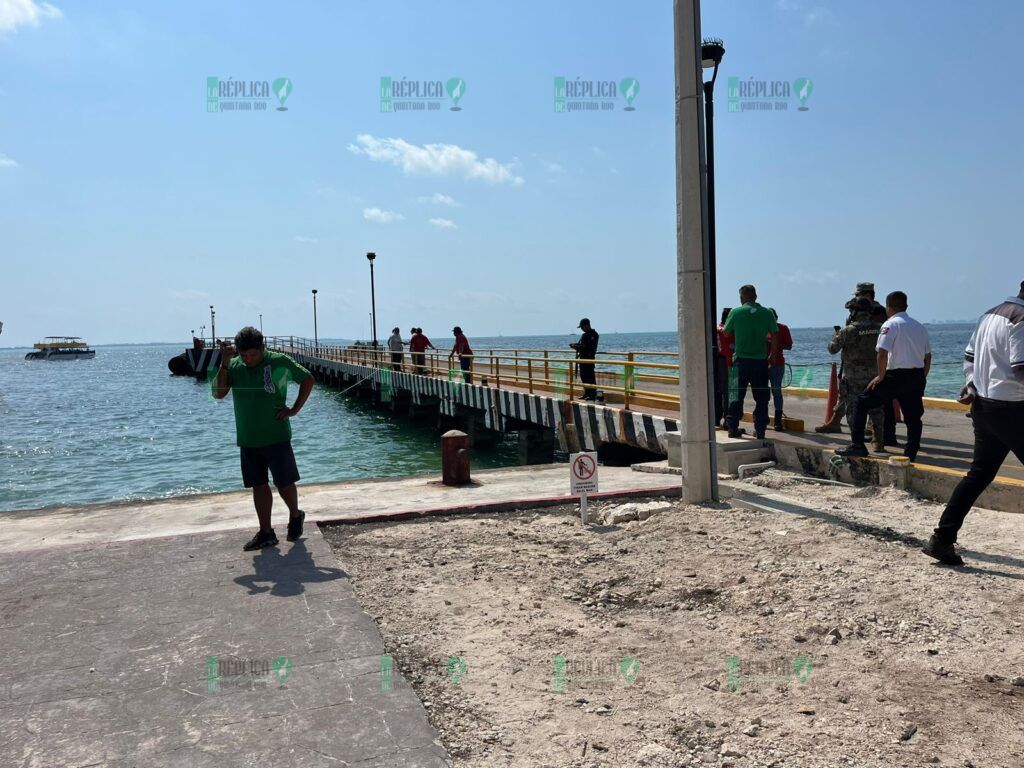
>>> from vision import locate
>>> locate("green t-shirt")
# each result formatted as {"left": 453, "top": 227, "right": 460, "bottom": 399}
{"left": 724, "top": 302, "right": 779, "bottom": 361}
{"left": 216, "top": 350, "right": 312, "bottom": 448}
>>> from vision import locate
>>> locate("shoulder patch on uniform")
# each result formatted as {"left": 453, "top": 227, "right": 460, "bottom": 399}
{"left": 880, "top": 327, "right": 890, "bottom": 335}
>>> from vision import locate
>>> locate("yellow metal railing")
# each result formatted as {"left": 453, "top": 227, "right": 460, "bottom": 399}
{"left": 264, "top": 336, "right": 680, "bottom": 410}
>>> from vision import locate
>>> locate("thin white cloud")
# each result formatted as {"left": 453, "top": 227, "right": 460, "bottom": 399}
{"left": 542, "top": 160, "right": 565, "bottom": 174}
{"left": 429, "top": 218, "right": 458, "bottom": 230}
{"left": 417, "top": 192, "right": 461, "bottom": 207}
{"left": 363, "top": 207, "right": 404, "bottom": 224}
{"left": 293, "top": 235, "right": 318, "bottom": 244}
{"left": 0, "top": 153, "right": 17, "bottom": 167}
{"left": 590, "top": 145, "right": 607, "bottom": 157}
{"left": 0, "top": 0, "right": 62, "bottom": 34}
{"left": 785, "top": 269, "right": 840, "bottom": 286}
{"left": 348, "top": 134, "right": 524, "bottom": 186}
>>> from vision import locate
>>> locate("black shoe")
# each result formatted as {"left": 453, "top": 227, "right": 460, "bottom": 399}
{"left": 836, "top": 444, "right": 868, "bottom": 458}
{"left": 727, "top": 428, "right": 747, "bottom": 439}
{"left": 885, "top": 438, "right": 900, "bottom": 448}
{"left": 922, "top": 534, "right": 964, "bottom": 566}
{"left": 243, "top": 529, "right": 278, "bottom": 551}
{"left": 287, "top": 511, "right": 306, "bottom": 542}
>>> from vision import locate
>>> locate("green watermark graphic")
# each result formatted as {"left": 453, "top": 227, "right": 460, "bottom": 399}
{"left": 380, "top": 368, "right": 393, "bottom": 402}
{"left": 552, "top": 655, "right": 641, "bottom": 692}
{"left": 726, "top": 655, "right": 812, "bottom": 692}
{"left": 206, "top": 655, "right": 292, "bottom": 692}
{"left": 380, "top": 654, "right": 467, "bottom": 691}
{"left": 380, "top": 76, "right": 466, "bottom": 112}
{"left": 727, "top": 76, "right": 813, "bottom": 113}
{"left": 206, "top": 76, "right": 292, "bottom": 113}
{"left": 554, "top": 76, "right": 639, "bottom": 113}
{"left": 551, "top": 364, "right": 569, "bottom": 398}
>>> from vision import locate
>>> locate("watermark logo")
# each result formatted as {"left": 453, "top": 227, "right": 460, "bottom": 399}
{"left": 446, "top": 78, "right": 466, "bottom": 111}
{"left": 380, "top": 76, "right": 466, "bottom": 113}
{"left": 206, "top": 77, "right": 293, "bottom": 113}
{"left": 272, "top": 78, "right": 293, "bottom": 111}
{"left": 727, "top": 77, "right": 813, "bottom": 113}
{"left": 725, "top": 655, "right": 812, "bottom": 692}
{"left": 554, "top": 76, "right": 640, "bottom": 113}
{"left": 380, "top": 654, "right": 467, "bottom": 691}
{"left": 206, "top": 655, "right": 292, "bottom": 692}
{"left": 552, "top": 655, "right": 641, "bottom": 691}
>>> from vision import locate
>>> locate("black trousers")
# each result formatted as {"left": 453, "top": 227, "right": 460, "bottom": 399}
{"left": 578, "top": 363, "right": 596, "bottom": 400}
{"left": 390, "top": 352, "right": 402, "bottom": 371}
{"left": 412, "top": 352, "right": 426, "bottom": 375}
{"left": 936, "top": 398, "right": 1024, "bottom": 542}
{"left": 851, "top": 368, "right": 925, "bottom": 458}
{"left": 459, "top": 355, "right": 473, "bottom": 384}
{"left": 726, "top": 358, "right": 771, "bottom": 437}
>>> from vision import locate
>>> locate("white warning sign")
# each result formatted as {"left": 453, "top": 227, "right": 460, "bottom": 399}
{"left": 570, "top": 452, "right": 599, "bottom": 495}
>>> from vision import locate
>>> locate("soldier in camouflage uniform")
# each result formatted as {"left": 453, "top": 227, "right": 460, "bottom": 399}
{"left": 815, "top": 297, "right": 885, "bottom": 449}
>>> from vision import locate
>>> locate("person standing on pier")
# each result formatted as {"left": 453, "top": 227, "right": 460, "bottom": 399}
{"left": 213, "top": 327, "right": 314, "bottom": 551}
{"left": 766, "top": 308, "right": 793, "bottom": 431}
{"left": 570, "top": 318, "right": 600, "bottom": 401}
{"left": 924, "top": 281, "right": 1024, "bottom": 566}
{"left": 387, "top": 327, "right": 404, "bottom": 372}
{"left": 723, "top": 285, "right": 778, "bottom": 440}
{"left": 450, "top": 326, "right": 474, "bottom": 383}
{"left": 409, "top": 327, "right": 435, "bottom": 375}
{"left": 838, "top": 291, "right": 930, "bottom": 462}
{"left": 820, "top": 298, "right": 886, "bottom": 450}
{"left": 716, "top": 307, "right": 734, "bottom": 427}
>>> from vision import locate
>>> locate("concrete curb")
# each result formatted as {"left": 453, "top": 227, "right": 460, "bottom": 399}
{"left": 316, "top": 485, "right": 682, "bottom": 526}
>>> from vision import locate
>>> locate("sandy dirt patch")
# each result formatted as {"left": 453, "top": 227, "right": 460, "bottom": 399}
{"left": 322, "top": 472, "right": 1024, "bottom": 767}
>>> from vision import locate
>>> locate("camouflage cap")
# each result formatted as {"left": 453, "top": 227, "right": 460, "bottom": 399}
{"left": 854, "top": 282, "right": 875, "bottom": 295}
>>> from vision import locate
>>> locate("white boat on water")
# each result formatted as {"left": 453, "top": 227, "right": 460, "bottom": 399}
{"left": 25, "top": 337, "right": 96, "bottom": 361}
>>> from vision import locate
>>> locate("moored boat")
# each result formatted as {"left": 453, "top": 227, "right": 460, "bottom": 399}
{"left": 25, "top": 337, "right": 96, "bottom": 361}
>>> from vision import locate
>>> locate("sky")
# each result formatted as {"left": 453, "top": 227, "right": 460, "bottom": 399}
{"left": 1, "top": 0, "right": 1022, "bottom": 347}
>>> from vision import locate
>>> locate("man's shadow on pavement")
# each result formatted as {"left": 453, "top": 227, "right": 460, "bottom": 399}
{"left": 233, "top": 539, "right": 347, "bottom": 597}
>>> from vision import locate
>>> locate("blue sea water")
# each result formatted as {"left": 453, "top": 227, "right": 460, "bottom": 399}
{"left": 0, "top": 326, "right": 972, "bottom": 513}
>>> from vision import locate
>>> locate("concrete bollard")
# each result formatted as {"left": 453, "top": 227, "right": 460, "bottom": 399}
{"left": 441, "top": 430, "right": 471, "bottom": 486}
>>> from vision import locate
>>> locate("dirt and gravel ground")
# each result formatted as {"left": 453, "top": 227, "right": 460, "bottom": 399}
{"left": 321, "top": 471, "right": 1024, "bottom": 768}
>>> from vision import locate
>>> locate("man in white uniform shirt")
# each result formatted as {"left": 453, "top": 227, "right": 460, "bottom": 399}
{"left": 838, "top": 291, "right": 931, "bottom": 461}
{"left": 923, "top": 281, "right": 1024, "bottom": 566}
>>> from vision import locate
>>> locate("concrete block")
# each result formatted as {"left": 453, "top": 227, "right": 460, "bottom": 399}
{"left": 665, "top": 430, "right": 681, "bottom": 468}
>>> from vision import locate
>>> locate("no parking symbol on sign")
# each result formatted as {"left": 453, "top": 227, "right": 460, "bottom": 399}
{"left": 570, "top": 452, "right": 599, "bottom": 495}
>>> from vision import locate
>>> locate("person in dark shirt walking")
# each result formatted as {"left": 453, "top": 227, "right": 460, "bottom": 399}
{"left": 570, "top": 318, "right": 600, "bottom": 401}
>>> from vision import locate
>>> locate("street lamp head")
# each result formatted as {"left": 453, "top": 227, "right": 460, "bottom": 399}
{"left": 701, "top": 38, "right": 725, "bottom": 69}
{"left": 312, "top": 289, "right": 318, "bottom": 295}
{"left": 366, "top": 251, "right": 376, "bottom": 262}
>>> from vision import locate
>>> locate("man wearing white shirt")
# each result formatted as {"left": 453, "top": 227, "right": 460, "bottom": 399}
{"left": 838, "top": 291, "right": 931, "bottom": 461}
{"left": 923, "top": 281, "right": 1024, "bottom": 566}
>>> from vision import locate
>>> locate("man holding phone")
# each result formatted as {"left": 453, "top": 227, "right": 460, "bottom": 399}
{"left": 212, "top": 326, "right": 314, "bottom": 551}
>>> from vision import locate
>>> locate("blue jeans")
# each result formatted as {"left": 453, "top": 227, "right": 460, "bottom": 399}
{"left": 769, "top": 365, "right": 785, "bottom": 413}
{"left": 726, "top": 358, "right": 771, "bottom": 437}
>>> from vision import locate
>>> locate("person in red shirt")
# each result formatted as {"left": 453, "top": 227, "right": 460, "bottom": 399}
{"left": 449, "top": 326, "right": 474, "bottom": 383}
{"left": 766, "top": 308, "right": 794, "bottom": 430}
{"left": 408, "top": 327, "right": 435, "bottom": 375}
{"left": 716, "top": 307, "right": 735, "bottom": 426}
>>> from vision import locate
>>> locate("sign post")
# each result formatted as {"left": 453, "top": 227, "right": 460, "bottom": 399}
{"left": 570, "top": 451, "right": 599, "bottom": 525}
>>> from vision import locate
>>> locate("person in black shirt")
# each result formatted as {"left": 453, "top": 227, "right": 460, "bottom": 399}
{"left": 570, "top": 318, "right": 600, "bottom": 401}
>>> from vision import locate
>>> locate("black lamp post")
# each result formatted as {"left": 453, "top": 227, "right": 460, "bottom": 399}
{"left": 366, "top": 252, "right": 378, "bottom": 348}
{"left": 209, "top": 305, "right": 216, "bottom": 345}
{"left": 259, "top": 313, "right": 263, "bottom": 334}
{"left": 311, "top": 289, "right": 318, "bottom": 351}
{"left": 701, "top": 37, "right": 725, "bottom": 424}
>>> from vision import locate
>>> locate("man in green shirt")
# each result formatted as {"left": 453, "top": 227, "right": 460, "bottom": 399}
{"left": 723, "top": 285, "right": 779, "bottom": 439}
{"left": 213, "top": 327, "right": 314, "bottom": 551}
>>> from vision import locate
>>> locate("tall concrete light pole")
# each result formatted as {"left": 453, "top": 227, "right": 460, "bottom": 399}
{"left": 674, "top": 0, "right": 718, "bottom": 503}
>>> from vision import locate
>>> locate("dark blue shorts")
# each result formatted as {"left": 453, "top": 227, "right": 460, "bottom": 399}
{"left": 239, "top": 441, "right": 300, "bottom": 488}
